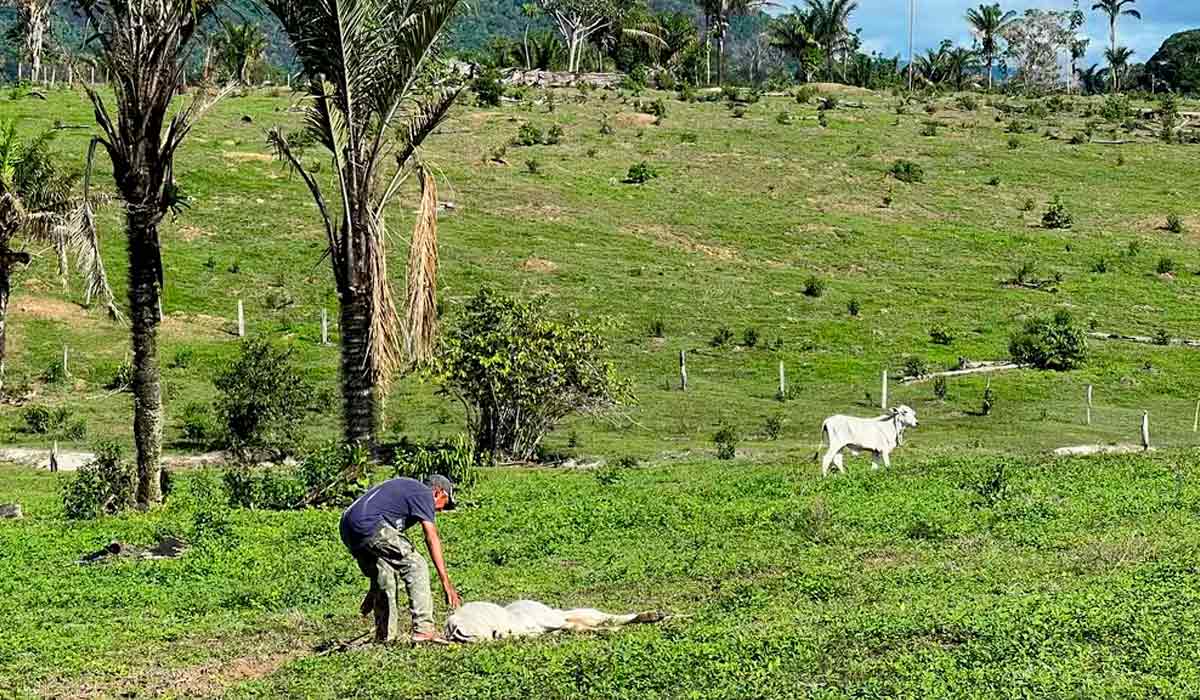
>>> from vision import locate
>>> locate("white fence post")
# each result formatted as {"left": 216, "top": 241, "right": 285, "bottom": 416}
{"left": 1086, "top": 384, "right": 1093, "bottom": 426}
{"left": 881, "top": 370, "right": 888, "bottom": 410}
{"left": 778, "top": 360, "right": 785, "bottom": 399}
{"left": 321, "top": 308, "right": 330, "bottom": 345}
{"left": 1141, "top": 411, "right": 1150, "bottom": 450}
{"left": 679, "top": 350, "right": 688, "bottom": 391}
{"left": 1193, "top": 399, "right": 1199, "bottom": 433}
{"left": 237, "top": 300, "right": 245, "bottom": 337}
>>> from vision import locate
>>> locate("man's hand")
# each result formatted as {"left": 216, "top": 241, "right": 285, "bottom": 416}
{"left": 445, "top": 584, "right": 462, "bottom": 609}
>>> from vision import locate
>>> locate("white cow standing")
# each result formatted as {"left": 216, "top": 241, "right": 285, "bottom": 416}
{"left": 819, "top": 405, "right": 918, "bottom": 476}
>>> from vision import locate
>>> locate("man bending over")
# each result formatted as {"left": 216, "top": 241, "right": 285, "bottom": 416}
{"left": 340, "top": 475, "right": 462, "bottom": 643}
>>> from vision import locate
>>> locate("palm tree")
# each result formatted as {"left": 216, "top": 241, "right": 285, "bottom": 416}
{"left": 73, "top": 0, "right": 225, "bottom": 507}
{"left": 767, "top": 9, "right": 819, "bottom": 82}
{"left": 804, "top": 0, "right": 858, "bottom": 82}
{"left": 965, "top": 3, "right": 1017, "bottom": 90}
{"left": 214, "top": 21, "right": 268, "bottom": 86}
{"left": 1105, "top": 45, "right": 1134, "bottom": 92}
{"left": 265, "top": 0, "right": 460, "bottom": 448}
{"left": 944, "top": 46, "right": 981, "bottom": 91}
{"left": 914, "top": 42, "right": 949, "bottom": 86}
{"left": 1078, "top": 63, "right": 1105, "bottom": 95}
{"left": 696, "top": 0, "right": 777, "bottom": 85}
{"left": 520, "top": 3, "right": 541, "bottom": 70}
{"left": 0, "top": 121, "right": 118, "bottom": 387}
{"left": 1092, "top": 0, "right": 1140, "bottom": 55}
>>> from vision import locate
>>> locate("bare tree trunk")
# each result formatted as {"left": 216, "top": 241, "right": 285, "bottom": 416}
{"left": 987, "top": 54, "right": 993, "bottom": 90}
{"left": 25, "top": 2, "right": 50, "bottom": 84}
{"left": 524, "top": 23, "right": 531, "bottom": 70}
{"left": 338, "top": 284, "right": 377, "bottom": 446}
{"left": 127, "top": 206, "right": 164, "bottom": 507}
{"left": 717, "top": 34, "right": 725, "bottom": 85}
{"left": 0, "top": 247, "right": 31, "bottom": 395}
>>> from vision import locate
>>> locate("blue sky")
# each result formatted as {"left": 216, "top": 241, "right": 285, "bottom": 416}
{"left": 815, "top": 1, "right": 1199, "bottom": 66}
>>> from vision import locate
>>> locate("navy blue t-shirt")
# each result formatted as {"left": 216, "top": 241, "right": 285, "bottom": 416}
{"left": 340, "top": 477, "right": 437, "bottom": 549}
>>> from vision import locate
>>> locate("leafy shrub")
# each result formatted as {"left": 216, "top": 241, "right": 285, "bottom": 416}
{"left": 179, "top": 401, "right": 217, "bottom": 447}
{"left": 213, "top": 337, "right": 313, "bottom": 461}
{"left": 104, "top": 361, "right": 133, "bottom": 391}
{"left": 848, "top": 299, "right": 861, "bottom": 317}
{"left": 1165, "top": 213, "right": 1185, "bottom": 233}
{"left": 987, "top": 176, "right": 1001, "bottom": 186}
{"left": 20, "top": 405, "right": 80, "bottom": 438}
{"left": 170, "top": 347, "right": 196, "bottom": 369}
{"left": 933, "top": 375, "right": 948, "bottom": 400}
{"left": 905, "top": 515, "right": 949, "bottom": 541}
{"left": 543, "top": 124, "right": 565, "bottom": 145}
{"left": 742, "top": 327, "right": 760, "bottom": 348}
{"left": 713, "top": 424, "right": 738, "bottom": 460}
{"left": 920, "top": 122, "right": 938, "bottom": 137}
{"left": 61, "top": 441, "right": 135, "bottom": 519}
{"left": 818, "top": 95, "right": 839, "bottom": 111}
{"left": 21, "top": 405, "right": 53, "bottom": 434}
{"left": 929, "top": 324, "right": 955, "bottom": 345}
{"left": 968, "top": 461, "right": 1009, "bottom": 508}
{"left": 888, "top": 159, "right": 924, "bottom": 184}
{"left": 731, "top": 105, "right": 747, "bottom": 119}
{"left": 648, "top": 318, "right": 665, "bottom": 338}
{"left": 677, "top": 83, "right": 697, "bottom": 103}
{"left": 1068, "top": 132, "right": 1087, "bottom": 145}
{"left": 710, "top": 326, "right": 734, "bottom": 347}
{"left": 595, "top": 455, "right": 638, "bottom": 485}
{"left": 794, "top": 85, "right": 817, "bottom": 104}
{"left": 42, "top": 359, "right": 67, "bottom": 385}
{"left": 524, "top": 158, "right": 542, "bottom": 175}
{"left": 775, "top": 111, "right": 794, "bottom": 125}
{"left": 647, "top": 98, "right": 667, "bottom": 122}
{"left": 430, "top": 288, "right": 632, "bottom": 462}
{"left": 803, "top": 276, "right": 826, "bottom": 298}
{"left": 624, "top": 161, "right": 657, "bottom": 184}
{"left": 679, "top": 131, "right": 698, "bottom": 144}
{"left": 471, "top": 66, "right": 504, "bottom": 107}
{"left": 1007, "top": 135, "right": 1021, "bottom": 150}
{"left": 1020, "top": 197, "right": 1035, "bottom": 212}
{"left": 599, "top": 114, "right": 613, "bottom": 136}
{"left": 515, "top": 122, "right": 543, "bottom": 146}
{"left": 1024, "top": 100, "right": 1049, "bottom": 120}
{"left": 1127, "top": 240, "right": 1141, "bottom": 257}
{"left": 817, "top": 111, "right": 828, "bottom": 128}
{"left": 1041, "top": 195, "right": 1073, "bottom": 229}
{"left": 1099, "top": 94, "right": 1130, "bottom": 122}
{"left": 1156, "top": 256, "right": 1176, "bottom": 275}
{"left": 903, "top": 356, "right": 929, "bottom": 378}
{"left": 1091, "top": 257, "right": 1108, "bottom": 273}
{"left": 393, "top": 434, "right": 479, "bottom": 491}
{"left": 763, "top": 414, "right": 784, "bottom": 441}
{"left": 1152, "top": 328, "right": 1171, "bottom": 346}
{"left": 956, "top": 94, "right": 978, "bottom": 111}
{"left": 1009, "top": 310, "right": 1088, "bottom": 370}
{"left": 981, "top": 382, "right": 995, "bottom": 416}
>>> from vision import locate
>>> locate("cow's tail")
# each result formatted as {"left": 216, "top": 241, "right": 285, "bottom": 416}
{"left": 813, "top": 420, "right": 827, "bottom": 461}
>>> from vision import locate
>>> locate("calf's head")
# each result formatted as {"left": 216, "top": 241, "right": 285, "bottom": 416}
{"left": 891, "top": 405, "right": 918, "bottom": 429}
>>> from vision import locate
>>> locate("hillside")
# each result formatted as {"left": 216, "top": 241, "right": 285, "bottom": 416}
{"left": 3, "top": 86, "right": 1200, "bottom": 464}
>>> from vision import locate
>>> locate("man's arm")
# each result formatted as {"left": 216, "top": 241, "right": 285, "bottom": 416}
{"left": 420, "top": 519, "right": 461, "bottom": 608}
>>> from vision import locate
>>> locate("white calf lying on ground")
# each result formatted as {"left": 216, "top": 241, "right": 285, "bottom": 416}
{"left": 819, "top": 405, "right": 919, "bottom": 476}
{"left": 445, "top": 600, "right": 665, "bottom": 643}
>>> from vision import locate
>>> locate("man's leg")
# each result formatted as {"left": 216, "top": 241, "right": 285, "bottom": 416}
{"left": 369, "top": 526, "right": 436, "bottom": 637}
{"left": 372, "top": 557, "right": 402, "bottom": 642}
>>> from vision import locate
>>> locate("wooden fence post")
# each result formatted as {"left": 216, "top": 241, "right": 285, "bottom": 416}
{"left": 679, "top": 350, "right": 687, "bottom": 391}
{"left": 90, "top": 66, "right": 95, "bottom": 85}
{"left": 1193, "top": 399, "right": 1199, "bottom": 433}
{"left": 321, "top": 308, "right": 330, "bottom": 345}
{"left": 1141, "top": 411, "right": 1150, "bottom": 451}
{"left": 1086, "top": 384, "right": 1093, "bottom": 426}
{"left": 50, "top": 441, "right": 59, "bottom": 473}
{"left": 237, "top": 300, "right": 245, "bottom": 337}
{"left": 778, "top": 360, "right": 785, "bottom": 399}
{"left": 881, "top": 370, "right": 888, "bottom": 410}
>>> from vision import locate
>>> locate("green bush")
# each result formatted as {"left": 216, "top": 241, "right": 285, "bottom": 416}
{"left": 803, "top": 276, "right": 826, "bottom": 298}
{"left": 903, "top": 356, "right": 929, "bottom": 378}
{"left": 104, "top": 361, "right": 133, "bottom": 391}
{"left": 515, "top": 122, "right": 543, "bottom": 146}
{"left": 888, "top": 159, "right": 924, "bottom": 183}
{"left": 471, "top": 66, "right": 504, "bottom": 107}
{"left": 794, "top": 85, "right": 817, "bottom": 104}
{"left": 956, "top": 94, "right": 978, "bottom": 111}
{"left": 929, "top": 324, "right": 955, "bottom": 345}
{"left": 393, "top": 434, "right": 479, "bottom": 492}
{"left": 1099, "top": 94, "right": 1131, "bottom": 122}
{"left": 848, "top": 299, "right": 861, "bottom": 316}
{"left": 1009, "top": 310, "right": 1088, "bottom": 370}
{"left": 713, "top": 424, "right": 738, "bottom": 460}
{"left": 742, "top": 327, "right": 760, "bottom": 348}
{"left": 213, "top": 337, "right": 313, "bottom": 461}
{"left": 1165, "top": 213, "right": 1185, "bottom": 233}
{"left": 179, "top": 401, "right": 217, "bottom": 447}
{"left": 763, "top": 414, "right": 784, "bottom": 441}
{"left": 543, "top": 124, "right": 564, "bottom": 145}
{"left": 933, "top": 375, "right": 948, "bottom": 400}
{"left": 1041, "top": 195, "right": 1073, "bottom": 229}
{"left": 624, "top": 161, "right": 657, "bottom": 184}
{"left": 430, "top": 288, "right": 632, "bottom": 462}
{"left": 1157, "top": 256, "right": 1176, "bottom": 275}
{"left": 21, "top": 405, "right": 53, "bottom": 434}
{"left": 981, "top": 382, "right": 995, "bottom": 416}
{"left": 710, "top": 326, "right": 734, "bottom": 347}
{"left": 61, "top": 441, "right": 135, "bottom": 519}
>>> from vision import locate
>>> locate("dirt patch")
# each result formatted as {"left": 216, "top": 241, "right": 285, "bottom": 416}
{"left": 811, "top": 82, "right": 875, "bottom": 96}
{"left": 49, "top": 651, "right": 300, "bottom": 699}
{"left": 625, "top": 224, "right": 739, "bottom": 261}
{"left": 175, "top": 224, "right": 210, "bottom": 242}
{"left": 521, "top": 257, "right": 559, "bottom": 273}
{"left": 162, "top": 312, "right": 233, "bottom": 339}
{"left": 223, "top": 151, "right": 273, "bottom": 163}
{"left": 466, "top": 111, "right": 505, "bottom": 127}
{"left": 616, "top": 112, "right": 657, "bottom": 128}
{"left": 499, "top": 203, "right": 567, "bottom": 222}
{"left": 11, "top": 296, "right": 91, "bottom": 322}
{"left": 859, "top": 548, "right": 922, "bottom": 569}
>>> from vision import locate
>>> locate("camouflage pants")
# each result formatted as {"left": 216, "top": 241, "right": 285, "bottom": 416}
{"left": 352, "top": 525, "right": 435, "bottom": 641}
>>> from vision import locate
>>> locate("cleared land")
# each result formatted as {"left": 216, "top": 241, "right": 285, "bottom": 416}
{"left": 2, "top": 86, "right": 1200, "bottom": 459}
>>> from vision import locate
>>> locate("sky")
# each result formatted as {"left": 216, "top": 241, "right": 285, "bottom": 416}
{"left": 822, "top": 1, "right": 1200, "bottom": 67}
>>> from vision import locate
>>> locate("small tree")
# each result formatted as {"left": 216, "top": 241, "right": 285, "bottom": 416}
{"left": 214, "top": 21, "right": 268, "bottom": 86}
{"left": 1009, "top": 310, "right": 1088, "bottom": 370}
{"left": 431, "top": 288, "right": 632, "bottom": 462}
{"left": 213, "top": 337, "right": 313, "bottom": 461}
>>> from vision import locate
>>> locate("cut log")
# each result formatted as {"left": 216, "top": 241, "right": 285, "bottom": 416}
{"left": 0, "top": 503, "right": 21, "bottom": 519}
{"left": 900, "top": 361, "right": 1021, "bottom": 385}
{"left": 1053, "top": 443, "right": 1149, "bottom": 457}
{"left": 1087, "top": 331, "right": 1200, "bottom": 348}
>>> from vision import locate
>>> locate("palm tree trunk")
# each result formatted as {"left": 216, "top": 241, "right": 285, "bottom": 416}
{"left": 127, "top": 205, "right": 164, "bottom": 507}
{"left": 523, "top": 23, "right": 531, "bottom": 70}
{"left": 338, "top": 282, "right": 377, "bottom": 446}
{"left": 717, "top": 34, "right": 725, "bottom": 85}
{"left": 987, "top": 53, "right": 993, "bottom": 90}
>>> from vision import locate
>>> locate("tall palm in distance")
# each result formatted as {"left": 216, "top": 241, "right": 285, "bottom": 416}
{"left": 1105, "top": 45, "right": 1134, "bottom": 92}
{"left": 696, "top": 0, "right": 776, "bottom": 85}
{"left": 265, "top": 0, "right": 462, "bottom": 448}
{"left": 1092, "top": 0, "right": 1140, "bottom": 91}
{"left": 805, "top": 0, "right": 858, "bottom": 82}
{"left": 965, "top": 3, "right": 1016, "bottom": 90}
{"left": 767, "top": 9, "right": 819, "bottom": 82}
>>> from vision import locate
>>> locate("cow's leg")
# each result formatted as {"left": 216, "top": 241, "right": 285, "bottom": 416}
{"left": 821, "top": 446, "right": 838, "bottom": 477}
{"left": 871, "top": 452, "right": 882, "bottom": 470}
{"left": 833, "top": 451, "right": 845, "bottom": 473}
{"left": 881, "top": 451, "right": 891, "bottom": 468}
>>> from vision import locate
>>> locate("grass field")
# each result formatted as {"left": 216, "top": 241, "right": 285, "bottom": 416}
{"left": 3, "top": 82, "right": 1200, "bottom": 697}
{"left": 2, "top": 84, "right": 1200, "bottom": 460}
{"left": 5, "top": 451, "right": 1200, "bottom": 697}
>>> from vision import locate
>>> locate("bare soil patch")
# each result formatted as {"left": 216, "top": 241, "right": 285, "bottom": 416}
{"left": 521, "top": 257, "right": 559, "bottom": 273}
{"left": 625, "top": 224, "right": 739, "bottom": 261}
